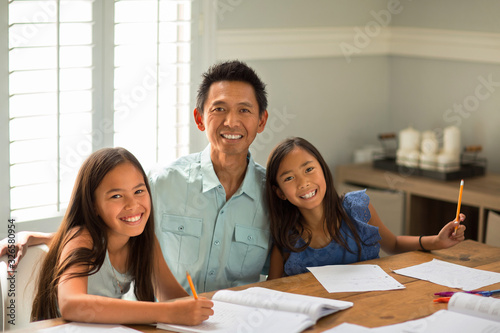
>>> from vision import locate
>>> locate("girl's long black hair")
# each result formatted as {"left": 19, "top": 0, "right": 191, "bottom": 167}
{"left": 265, "top": 137, "right": 364, "bottom": 259}
{"left": 31, "top": 147, "right": 156, "bottom": 321}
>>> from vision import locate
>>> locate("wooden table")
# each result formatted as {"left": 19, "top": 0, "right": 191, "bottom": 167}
{"left": 16, "top": 240, "right": 500, "bottom": 332}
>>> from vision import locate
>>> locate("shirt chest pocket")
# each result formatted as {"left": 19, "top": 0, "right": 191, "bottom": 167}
{"left": 161, "top": 215, "right": 203, "bottom": 265}
{"left": 228, "top": 224, "right": 270, "bottom": 277}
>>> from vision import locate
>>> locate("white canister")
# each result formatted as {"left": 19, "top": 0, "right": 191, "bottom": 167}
{"left": 396, "top": 149, "right": 407, "bottom": 166}
{"left": 399, "top": 127, "right": 420, "bottom": 151}
{"left": 421, "top": 131, "right": 439, "bottom": 155}
{"left": 436, "top": 153, "right": 460, "bottom": 172}
{"left": 420, "top": 153, "right": 437, "bottom": 171}
{"left": 406, "top": 150, "right": 420, "bottom": 168}
{"left": 443, "top": 126, "right": 461, "bottom": 154}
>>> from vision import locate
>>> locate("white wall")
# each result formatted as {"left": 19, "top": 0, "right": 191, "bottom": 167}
{"left": 389, "top": 58, "right": 500, "bottom": 174}
{"left": 208, "top": 0, "right": 500, "bottom": 173}
{"left": 390, "top": 0, "right": 500, "bottom": 33}
{"left": 388, "top": 0, "right": 500, "bottom": 172}
{"left": 247, "top": 57, "right": 390, "bottom": 170}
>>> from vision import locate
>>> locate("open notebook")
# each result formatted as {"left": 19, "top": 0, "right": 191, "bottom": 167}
{"left": 157, "top": 287, "right": 353, "bottom": 333}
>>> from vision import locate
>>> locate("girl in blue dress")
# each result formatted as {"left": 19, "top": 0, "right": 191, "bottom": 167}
{"left": 266, "top": 137, "right": 466, "bottom": 278}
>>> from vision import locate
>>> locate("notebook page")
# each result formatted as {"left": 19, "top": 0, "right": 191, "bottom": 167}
{"left": 448, "top": 292, "right": 500, "bottom": 322}
{"left": 157, "top": 300, "right": 313, "bottom": 333}
{"left": 213, "top": 287, "right": 352, "bottom": 320}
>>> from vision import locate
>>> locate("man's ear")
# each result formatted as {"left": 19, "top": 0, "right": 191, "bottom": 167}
{"left": 194, "top": 108, "right": 205, "bottom": 131}
{"left": 273, "top": 185, "right": 287, "bottom": 200}
{"left": 257, "top": 110, "right": 268, "bottom": 134}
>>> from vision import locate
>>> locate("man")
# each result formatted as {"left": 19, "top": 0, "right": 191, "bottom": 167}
{"left": 149, "top": 60, "right": 270, "bottom": 292}
{"left": 1, "top": 61, "right": 271, "bottom": 293}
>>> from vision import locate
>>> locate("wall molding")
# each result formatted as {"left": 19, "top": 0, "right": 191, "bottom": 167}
{"left": 217, "top": 26, "right": 500, "bottom": 64}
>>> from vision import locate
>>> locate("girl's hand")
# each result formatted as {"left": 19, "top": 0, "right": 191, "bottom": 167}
{"left": 167, "top": 297, "right": 214, "bottom": 326}
{"left": 0, "top": 231, "right": 53, "bottom": 271}
{"left": 0, "top": 231, "right": 32, "bottom": 270}
{"left": 435, "top": 213, "right": 466, "bottom": 249}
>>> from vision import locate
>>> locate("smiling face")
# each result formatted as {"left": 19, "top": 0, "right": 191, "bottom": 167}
{"left": 194, "top": 80, "right": 268, "bottom": 160}
{"left": 94, "top": 162, "right": 151, "bottom": 243}
{"left": 275, "top": 147, "right": 327, "bottom": 215}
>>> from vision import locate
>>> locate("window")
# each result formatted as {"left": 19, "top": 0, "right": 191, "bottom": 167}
{"left": 2, "top": 0, "right": 211, "bottom": 226}
{"left": 8, "top": 0, "right": 94, "bottom": 222}
{"left": 113, "top": 0, "right": 192, "bottom": 167}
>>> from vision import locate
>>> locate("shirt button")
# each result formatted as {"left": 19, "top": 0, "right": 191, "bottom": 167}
{"left": 209, "top": 270, "right": 215, "bottom": 276}
{"left": 220, "top": 210, "right": 224, "bottom": 214}
{"left": 214, "top": 240, "right": 220, "bottom": 246}
{"left": 178, "top": 225, "right": 184, "bottom": 231}
{"left": 247, "top": 235, "right": 253, "bottom": 241}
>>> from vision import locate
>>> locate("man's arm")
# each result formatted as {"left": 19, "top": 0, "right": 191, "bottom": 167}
{"left": 0, "top": 231, "right": 54, "bottom": 269}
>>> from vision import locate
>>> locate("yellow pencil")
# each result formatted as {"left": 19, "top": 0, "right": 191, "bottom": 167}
{"left": 186, "top": 271, "right": 198, "bottom": 299}
{"left": 454, "top": 179, "right": 464, "bottom": 234}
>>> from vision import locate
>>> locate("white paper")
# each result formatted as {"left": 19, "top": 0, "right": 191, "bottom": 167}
{"left": 393, "top": 259, "right": 500, "bottom": 290}
{"left": 157, "top": 287, "right": 353, "bottom": 333}
{"left": 213, "top": 287, "right": 352, "bottom": 320}
{"left": 323, "top": 323, "right": 371, "bottom": 332}
{"left": 370, "top": 309, "right": 500, "bottom": 333}
{"left": 37, "top": 323, "right": 141, "bottom": 332}
{"left": 156, "top": 287, "right": 353, "bottom": 333}
{"left": 157, "top": 300, "right": 313, "bottom": 333}
{"left": 324, "top": 308, "right": 500, "bottom": 333}
{"left": 307, "top": 264, "right": 405, "bottom": 293}
{"left": 448, "top": 292, "right": 500, "bottom": 322}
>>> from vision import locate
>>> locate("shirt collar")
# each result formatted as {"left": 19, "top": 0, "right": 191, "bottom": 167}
{"left": 201, "top": 145, "right": 220, "bottom": 193}
{"left": 200, "top": 144, "right": 258, "bottom": 200}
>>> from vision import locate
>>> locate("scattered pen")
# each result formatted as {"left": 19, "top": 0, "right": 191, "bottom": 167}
{"left": 477, "top": 289, "right": 500, "bottom": 297}
{"left": 433, "top": 297, "right": 451, "bottom": 303}
{"left": 186, "top": 270, "right": 198, "bottom": 300}
{"left": 434, "top": 291, "right": 480, "bottom": 297}
{"left": 434, "top": 289, "right": 500, "bottom": 297}
{"left": 454, "top": 179, "right": 464, "bottom": 234}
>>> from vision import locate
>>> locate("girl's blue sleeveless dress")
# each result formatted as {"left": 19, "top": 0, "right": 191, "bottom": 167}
{"left": 284, "top": 190, "right": 382, "bottom": 276}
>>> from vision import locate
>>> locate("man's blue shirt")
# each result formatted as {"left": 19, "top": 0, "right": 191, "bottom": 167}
{"left": 149, "top": 145, "right": 270, "bottom": 293}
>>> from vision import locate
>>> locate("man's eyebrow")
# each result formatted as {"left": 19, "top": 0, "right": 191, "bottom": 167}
{"left": 237, "top": 101, "right": 254, "bottom": 107}
{"left": 210, "top": 100, "right": 254, "bottom": 107}
{"left": 278, "top": 161, "right": 313, "bottom": 179}
{"left": 210, "top": 100, "right": 227, "bottom": 106}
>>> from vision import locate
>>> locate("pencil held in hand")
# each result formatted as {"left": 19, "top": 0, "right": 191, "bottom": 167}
{"left": 454, "top": 179, "right": 464, "bottom": 234}
{"left": 186, "top": 271, "right": 198, "bottom": 299}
